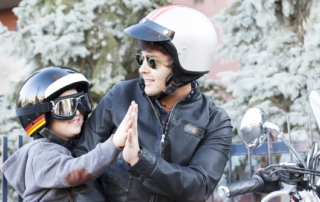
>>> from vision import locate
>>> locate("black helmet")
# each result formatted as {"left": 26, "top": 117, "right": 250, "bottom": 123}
{"left": 15, "top": 66, "right": 91, "bottom": 137}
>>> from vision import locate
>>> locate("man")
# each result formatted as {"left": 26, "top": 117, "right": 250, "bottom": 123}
{"left": 73, "top": 4, "right": 232, "bottom": 202}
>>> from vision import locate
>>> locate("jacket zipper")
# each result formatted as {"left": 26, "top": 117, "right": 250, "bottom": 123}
{"left": 159, "top": 103, "right": 177, "bottom": 157}
{"left": 146, "top": 97, "right": 182, "bottom": 202}
{"left": 160, "top": 100, "right": 181, "bottom": 155}
{"left": 149, "top": 195, "right": 155, "bottom": 202}
{"left": 146, "top": 97, "right": 163, "bottom": 202}
{"left": 146, "top": 96, "right": 164, "bottom": 150}
{"left": 146, "top": 96, "right": 181, "bottom": 156}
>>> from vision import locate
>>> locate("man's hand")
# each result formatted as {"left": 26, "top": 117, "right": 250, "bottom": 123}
{"left": 123, "top": 101, "right": 140, "bottom": 166}
{"left": 112, "top": 104, "right": 133, "bottom": 148}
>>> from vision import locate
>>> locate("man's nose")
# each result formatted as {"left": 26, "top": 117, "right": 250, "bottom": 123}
{"left": 139, "top": 59, "right": 150, "bottom": 73}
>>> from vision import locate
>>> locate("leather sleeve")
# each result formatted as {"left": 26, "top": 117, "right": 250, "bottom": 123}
{"left": 71, "top": 180, "right": 107, "bottom": 202}
{"left": 128, "top": 108, "right": 232, "bottom": 201}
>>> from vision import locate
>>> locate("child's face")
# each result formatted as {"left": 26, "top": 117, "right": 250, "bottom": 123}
{"left": 48, "top": 89, "right": 84, "bottom": 139}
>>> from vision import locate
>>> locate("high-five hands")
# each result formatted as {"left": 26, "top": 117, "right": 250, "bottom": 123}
{"left": 112, "top": 103, "right": 134, "bottom": 148}
{"left": 112, "top": 101, "right": 140, "bottom": 166}
{"left": 123, "top": 101, "right": 140, "bottom": 166}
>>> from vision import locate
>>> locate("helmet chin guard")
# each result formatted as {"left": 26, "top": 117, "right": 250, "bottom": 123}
{"left": 125, "top": 4, "right": 218, "bottom": 95}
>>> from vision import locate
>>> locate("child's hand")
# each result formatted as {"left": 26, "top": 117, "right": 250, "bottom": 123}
{"left": 112, "top": 103, "right": 134, "bottom": 148}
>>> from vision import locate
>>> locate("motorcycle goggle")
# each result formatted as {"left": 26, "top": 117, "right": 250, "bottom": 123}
{"left": 50, "top": 91, "right": 91, "bottom": 120}
{"left": 135, "top": 53, "right": 172, "bottom": 69}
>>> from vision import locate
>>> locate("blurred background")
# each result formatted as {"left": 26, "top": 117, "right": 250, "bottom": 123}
{"left": 1, "top": 0, "right": 320, "bottom": 201}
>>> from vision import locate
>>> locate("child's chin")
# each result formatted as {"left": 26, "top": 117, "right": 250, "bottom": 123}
{"left": 71, "top": 129, "right": 81, "bottom": 135}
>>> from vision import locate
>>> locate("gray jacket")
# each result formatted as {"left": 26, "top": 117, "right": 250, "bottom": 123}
{"left": 72, "top": 78, "right": 233, "bottom": 202}
{"left": 0, "top": 128, "right": 121, "bottom": 202}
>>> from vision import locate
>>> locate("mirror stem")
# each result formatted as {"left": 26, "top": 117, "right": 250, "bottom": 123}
{"left": 263, "top": 122, "right": 307, "bottom": 168}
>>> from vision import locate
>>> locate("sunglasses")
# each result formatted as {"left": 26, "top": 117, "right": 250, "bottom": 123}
{"left": 135, "top": 53, "right": 171, "bottom": 69}
{"left": 51, "top": 91, "right": 91, "bottom": 120}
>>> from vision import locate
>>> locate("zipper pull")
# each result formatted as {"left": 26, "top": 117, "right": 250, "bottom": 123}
{"left": 160, "top": 135, "right": 165, "bottom": 157}
{"left": 161, "top": 134, "right": 165, "bottom": 143}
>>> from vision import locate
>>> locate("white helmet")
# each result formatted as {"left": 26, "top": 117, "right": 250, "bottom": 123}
{"left": 125, "top": 5, "right": 218, "bottom": 94}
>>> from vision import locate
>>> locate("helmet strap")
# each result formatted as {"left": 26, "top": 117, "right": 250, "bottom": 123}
{"left": 153, "top": 41, "right": 203, "bottom": 98}
{"left": 32, "top": 133, "right": 44, "bottom": 140}
{"left": 161, "top": 72, "right": 183, "bottom": 95}
{"left": 163, "top": 80, "right": 180, "bottom": 96}
{"left": 160, "top": 70, "right": 202, "bottom": 97}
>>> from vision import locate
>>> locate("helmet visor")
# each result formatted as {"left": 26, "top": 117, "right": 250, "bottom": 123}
{"left": 124, "top": 18, "right": 174, "bottom": 42}
{"left": 52, "top": 91, "right": 91, "bottom": 120}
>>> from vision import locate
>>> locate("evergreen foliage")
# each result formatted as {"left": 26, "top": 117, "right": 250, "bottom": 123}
{"left": 0, "top": 0, "right": 171, "bottom": 103}
{"left": 214, "top": 0, "right": 320, "bottom": 142}
{"left": 0, "top": 0, "right": 170, "bottom": 149}
{"left": 211, "top": 0, "right": 320, "bottom": 182}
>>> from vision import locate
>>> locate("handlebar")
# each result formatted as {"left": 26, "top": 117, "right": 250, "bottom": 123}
{"left": 217, "top": 163, "right": 320, "bottom": 201}
{"left": 217, "top": 175, "right": 264, "bottom": 199}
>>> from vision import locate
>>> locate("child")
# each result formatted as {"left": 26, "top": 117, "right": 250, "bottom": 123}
{"left": 0, "top": 66, "right": 138, "bottom": 201}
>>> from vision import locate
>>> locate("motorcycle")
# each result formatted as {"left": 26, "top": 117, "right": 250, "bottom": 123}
{"left": 217, "top": 88, "right": 320, "bottom": 202}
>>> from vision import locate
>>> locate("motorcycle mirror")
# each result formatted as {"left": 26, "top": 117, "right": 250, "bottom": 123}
{"left": 307, "top": 141, "right": 318, "bottom": 170}
{"left": 309, "top": 88, "right": 320, "bottom": 130}
{"left": 240, "top": 107, "right": 268, "bottom": 149}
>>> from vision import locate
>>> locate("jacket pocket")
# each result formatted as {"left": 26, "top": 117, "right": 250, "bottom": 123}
{"left": 164, "top": 120, "right": 205, "bottom": 165}
{"left": 183, "top": 122, "right": 205, "bottom": 138}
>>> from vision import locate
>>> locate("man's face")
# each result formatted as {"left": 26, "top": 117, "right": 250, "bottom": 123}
{"left": 138, "top": 50, "right": 172, "bottom": 96}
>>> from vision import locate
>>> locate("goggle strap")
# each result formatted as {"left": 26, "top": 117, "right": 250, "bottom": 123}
{"left": 16, "top": 102, "right": 53, "bottom": 116}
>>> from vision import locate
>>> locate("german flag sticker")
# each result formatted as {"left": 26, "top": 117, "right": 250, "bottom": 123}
{"left": 25, "top": 114, "right": 46, "bottom": 136}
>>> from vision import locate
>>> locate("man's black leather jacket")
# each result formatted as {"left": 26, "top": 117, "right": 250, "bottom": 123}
{"left": 72, "top": 78, "right": 232, "bottom": 202}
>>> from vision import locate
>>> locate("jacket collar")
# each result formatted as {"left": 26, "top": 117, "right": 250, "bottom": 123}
{"left": 39, "top": 127, "right": 78, "bottom": 149}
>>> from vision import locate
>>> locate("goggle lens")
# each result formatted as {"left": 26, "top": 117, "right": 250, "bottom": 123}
{"left": 53, "top": 99, "right": 77, "bottom": 117}
{"left": 52, "top": 92, "right": 91, "bottom": 120}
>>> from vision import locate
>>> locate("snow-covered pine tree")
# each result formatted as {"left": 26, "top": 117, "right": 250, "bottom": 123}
{"left": 0, "top": 0, "right": 171, "bottom": 136}
{"left": 0, "top": 0, "right": 171, "bottom": 102}
{"left": 0, "top": 0, "right": 172, "bottom": 141}
{"left": 211, "top": 0, "right": 320, "bottom": 183}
